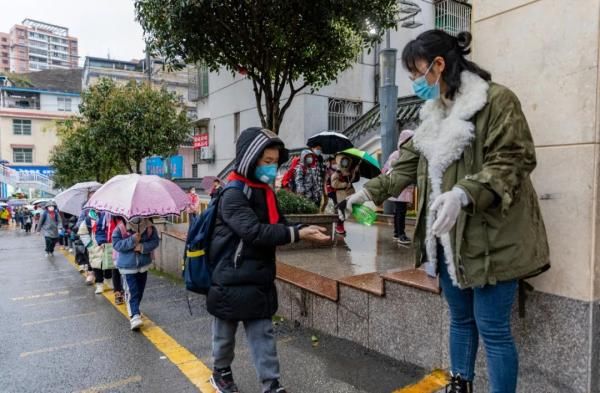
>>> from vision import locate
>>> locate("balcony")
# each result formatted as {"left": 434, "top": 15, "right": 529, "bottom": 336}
{"left": 2, "top": 91, "right": 41, "bottom": 110}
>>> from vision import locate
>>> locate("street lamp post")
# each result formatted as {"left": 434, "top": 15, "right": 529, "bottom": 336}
{"left": 379, "top": 32, "right": 398, "bottom": 214}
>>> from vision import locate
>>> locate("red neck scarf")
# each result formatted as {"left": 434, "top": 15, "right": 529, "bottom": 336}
{"left": 228, "top": 172, "right": 280, "bottom": 224}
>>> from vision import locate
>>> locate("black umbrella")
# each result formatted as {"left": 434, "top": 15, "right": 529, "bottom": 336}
{"left": 306, "top": 131, "right": 354, "bottom": 155}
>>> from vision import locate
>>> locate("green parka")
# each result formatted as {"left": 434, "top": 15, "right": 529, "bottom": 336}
{"left": 365, "top": 72, "right": 550, "bottom": 288}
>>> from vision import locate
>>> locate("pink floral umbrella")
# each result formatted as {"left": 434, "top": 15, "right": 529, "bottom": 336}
{"left": 84, "top": 174, "right": 189, "bottom": 219}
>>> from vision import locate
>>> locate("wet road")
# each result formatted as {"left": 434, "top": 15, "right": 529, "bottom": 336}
{"left": 0, "top": 225, "right": 428, "bottom": 393}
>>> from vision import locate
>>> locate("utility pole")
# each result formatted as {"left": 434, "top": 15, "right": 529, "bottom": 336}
{"left": 379, "top": 30, "right": 398, "bottom": 214}
{"left": 145, "top": 42, "right": 171, "bottom": 180}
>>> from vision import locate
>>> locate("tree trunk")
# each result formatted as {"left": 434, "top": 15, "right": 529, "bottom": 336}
{"left": 135, "top": 160, "right": 142, "bottom": 175}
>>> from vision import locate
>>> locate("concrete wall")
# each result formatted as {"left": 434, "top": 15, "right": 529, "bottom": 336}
{"left": 473, "top": 1, "right": 600, "bottom": 391}
{"left": 472, "top": 0, "right": 600, "bottom": 302}
{"left": 40, "top": 93, "right": 81, "bottom": 113}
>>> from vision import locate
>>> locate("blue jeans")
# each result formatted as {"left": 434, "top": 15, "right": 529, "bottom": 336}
{"left": 438, "top": 250, "right": 518, "bottom": 393}
{"left": 122, "top": 272, "right": 148, "bottom": 318}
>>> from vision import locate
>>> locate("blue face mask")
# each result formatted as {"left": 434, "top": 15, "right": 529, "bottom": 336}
{"left": 412, "top": 62, "right": 440, "bottom": 101}
{"left": 254, "top": 164, "right": 278, "bottom": 184}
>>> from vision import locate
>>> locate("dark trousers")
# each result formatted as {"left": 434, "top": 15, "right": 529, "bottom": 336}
{"left": 122, "top": 272, "right": 148, "bottom": 318}
{"left": 393, "top": 201, "right": 408, "bottom": 237}
{"left": 112, "top": 269, "right": 123, "bottom": 292}
{"left": 44, "top": 237, "right": 58, "bottom": 253}
{"left": 93, "top": 268, "right": 112, "bottom": 283}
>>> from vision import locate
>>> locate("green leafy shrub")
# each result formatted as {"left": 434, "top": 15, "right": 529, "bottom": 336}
{"left": 276, "top": 189, "right": 319, "bottom": 215}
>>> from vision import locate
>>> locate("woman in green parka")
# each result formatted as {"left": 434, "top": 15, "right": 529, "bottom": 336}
{"left": 346, "top": 30, "right": 549, "bottom": 393}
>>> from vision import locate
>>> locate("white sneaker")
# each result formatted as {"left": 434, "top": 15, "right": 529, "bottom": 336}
{"left": 95, "top": 283, "right": 104, "bottom": 294}
{"left": 77, "top": 264, "right": 85, "bottom": 272}
{"left": 130, "top": 314, "right": 143, "bottom": 331}
{"left": 104, "top": 279, "right": 113, "bottom": 291}
{"left": 44, "top": 253, "right": 49, "bottom": 258}
{"left": 85, "top": 272, "right": 95, "bottom": 285}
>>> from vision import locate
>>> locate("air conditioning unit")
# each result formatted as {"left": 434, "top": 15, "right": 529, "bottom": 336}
{"left": 200, "top": 146, "right": 215, "bottom": 161}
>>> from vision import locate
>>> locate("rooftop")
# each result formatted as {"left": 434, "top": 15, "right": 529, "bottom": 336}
{"left": 22, "top": 19, "right": 69, "bottom": 37}
{"left": 14, "top": 68, "right": 83, "bottom": 94}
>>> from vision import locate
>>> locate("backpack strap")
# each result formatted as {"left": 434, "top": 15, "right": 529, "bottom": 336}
{"left": 225, "top": 179, "right": 252, "bottom": 200}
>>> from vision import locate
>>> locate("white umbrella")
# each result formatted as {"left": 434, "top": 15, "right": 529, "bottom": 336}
{"left": 31, "top": 198, "right": 50, "bottom": 206}
{"left": 54, "top": 181, "right": 102, "bottom": 216}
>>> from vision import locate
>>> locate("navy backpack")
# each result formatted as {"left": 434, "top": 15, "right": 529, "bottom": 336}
{"left": 182, "top": 180, "right": 250, "bottom": 294}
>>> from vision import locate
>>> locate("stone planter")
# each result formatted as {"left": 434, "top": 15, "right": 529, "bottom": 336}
{"left": 279, "top": 213, "right": 337, "bottom": 250}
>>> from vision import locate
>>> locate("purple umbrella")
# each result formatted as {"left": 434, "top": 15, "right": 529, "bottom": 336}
{"left": 84, "top": 174, "right": 189, "bottom": 219}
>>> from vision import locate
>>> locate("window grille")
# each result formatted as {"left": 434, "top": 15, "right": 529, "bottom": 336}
{"left": 328, "top": 98, "right": 363, "bottom": 132}
{"left": 435, "top": 0, "right": 472, "bottom": 36}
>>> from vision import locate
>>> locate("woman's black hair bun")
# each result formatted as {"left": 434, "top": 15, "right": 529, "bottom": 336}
{"left": 456, "top": 31, "right": 472, "bottom": 54}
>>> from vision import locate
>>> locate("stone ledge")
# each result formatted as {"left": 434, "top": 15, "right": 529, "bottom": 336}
{"left": 381, "top": 269, "right": 440, "bottom": 294}
{"left": 338, "top": 272, "right": 384, "bottom": 297}
{"left": 162, "top": 230, "right": 187, "bottom": 242}
{"left": 276, "top": 261, "right": 338, "bottom": 301}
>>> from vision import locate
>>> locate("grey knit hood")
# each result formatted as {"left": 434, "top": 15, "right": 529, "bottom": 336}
{"left": 234, "top": 127, "right": 288, "bottom": 179}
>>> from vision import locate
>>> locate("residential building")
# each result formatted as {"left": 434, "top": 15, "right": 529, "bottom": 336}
{"left": 4, "top": 19, "right": 78, "bottom": 73}
{"left": 82, "top": 56, "right": 198, "bottom": 178}
{"left": 0, "top": 32, "right": 9, "bottom": 73}
{"left": 0, "top": 68, "right": 82, "bottom": 180}
{"left": 189, "top": 0, "right": 471, "bottom": 179}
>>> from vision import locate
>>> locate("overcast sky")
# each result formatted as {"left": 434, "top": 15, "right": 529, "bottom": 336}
{"left": 0, "top": 0, "right": 146, "bottom": 66}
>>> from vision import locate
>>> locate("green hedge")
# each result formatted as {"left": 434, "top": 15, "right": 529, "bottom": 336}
{"left": 276, "top": 189, "right": 319, "bottom": 215}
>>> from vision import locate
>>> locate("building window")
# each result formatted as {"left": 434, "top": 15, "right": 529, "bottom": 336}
{"left": 192, "top": 164, "right": 198, "bottom": 178}
{"left": 13, "top": 119, "right": 32, "bottom": 135}
{"left": 200, "top": 66, "right": 209, "bottom": 98}
{"left": 233, "top": 112, "right": 240, "bottom": 142}
{"left": 328, "top": 98, "right": 363, "bottom": 132}
{"left": 57, "top": 97, "right": 72, "bottom": 112}
{"left": 13, "top": 148, "right": 33, "bottom": 163}
{"left": 188, "top": 64, "right": 210, "bottom": 101}
{"left": 435, "top": 0, "right": 472, "bottom": 36}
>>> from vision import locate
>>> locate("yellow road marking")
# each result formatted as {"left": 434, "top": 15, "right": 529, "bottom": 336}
{"left": 393, "top": 369, "right": 450, "bottom": 393}
{"left": 23, "top": 295, "right": 87, "bottom": 307}
{"left": 20, "top": 337, "right": 110, "bottom": 358}
{"left": 75, "top": 375, "right": 143, "bottom": 393}
{"left": 22, "top": 311, "right": 96, "bottom": 326}
{"left": 60, "top": 250, "right": 215, "bottom": 392}
{"left": 11, "top": 290, "right": 69, "bottom": 301}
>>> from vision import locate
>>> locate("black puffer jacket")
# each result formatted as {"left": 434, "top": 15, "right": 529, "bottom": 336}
{"left": 207, "top": 127, "right": 299, "bottom": 321}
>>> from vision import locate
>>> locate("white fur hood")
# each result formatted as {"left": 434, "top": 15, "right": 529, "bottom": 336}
{"left": 412, "top": 71, "right": 489, "bottom": 287}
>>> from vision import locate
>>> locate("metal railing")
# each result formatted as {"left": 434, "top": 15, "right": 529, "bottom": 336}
{"left": 0, "top": 163, "right": 57, "bottom": 195}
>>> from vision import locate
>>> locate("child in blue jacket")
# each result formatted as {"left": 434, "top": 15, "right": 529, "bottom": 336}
{"left": 112, "top": 216, "right": 159, "bottom": 331}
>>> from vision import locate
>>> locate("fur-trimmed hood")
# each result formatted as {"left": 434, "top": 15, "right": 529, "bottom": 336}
{"left": 413, "top": 71, "right": 489, "bottom": 286}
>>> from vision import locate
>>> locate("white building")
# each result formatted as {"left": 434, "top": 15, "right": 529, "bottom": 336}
{"left": 190, "top": 0, "right": 471, "bottom": 178}
{"left": 0, "top": 68, "right": 82, "bottom": 197}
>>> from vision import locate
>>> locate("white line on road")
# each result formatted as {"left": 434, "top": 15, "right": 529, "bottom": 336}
{"left": 75, "top": 375, "right": 143, "bottom": 393}
{"left": 22, "top": 311, "right": 97, "bottom": 326}
{"left": 20, "top": 337, "right": 110, "bottom": 358}
{"left": 11, "top": 290, "right": 70, "bottom": 301}
{"left": 23, "top": 295, "right": 88, "bottom": 307}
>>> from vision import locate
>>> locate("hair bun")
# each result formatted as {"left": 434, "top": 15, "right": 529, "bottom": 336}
{"left": 456, "top": 31, "right": 472, "bottom": 55}
{"left": 456, "top": 31, "right": 472, "bottom": 49}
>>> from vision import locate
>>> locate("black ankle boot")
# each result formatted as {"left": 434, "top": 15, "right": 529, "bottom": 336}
{"left": 445, "top": 373, "right": 473, "bottom": 393}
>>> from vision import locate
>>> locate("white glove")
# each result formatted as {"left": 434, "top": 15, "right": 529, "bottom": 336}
{"left": 431, "top": 187, "right": 470, "bottom": 236}
{"left": 344, "top": 189, "right": 371, "bottom": 216}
